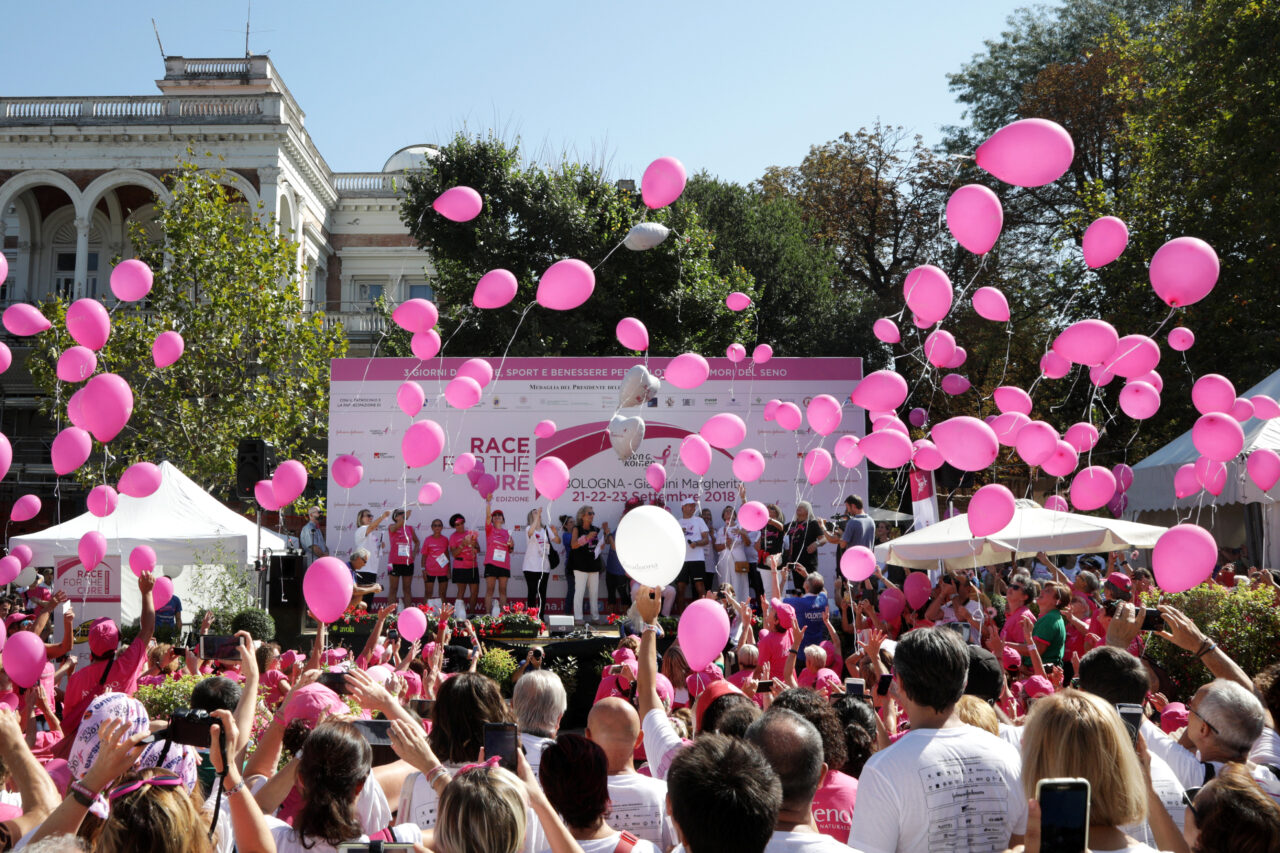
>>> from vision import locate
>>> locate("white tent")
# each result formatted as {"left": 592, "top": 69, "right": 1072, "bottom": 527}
{"left": 11, "top": 461, "right": 287, "bottom": 631}
{"left": 874, "top": 499, "right": 1167, "bottom": 571}
{"left": 1125, "top": 367, "right": 1280, "bottom": 570}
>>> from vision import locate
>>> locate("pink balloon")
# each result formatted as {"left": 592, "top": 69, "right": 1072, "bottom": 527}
{"left": 0, "top": 342, "right": 9, "bottom": 375}
{"left": 860, "top": 430, "right": 914, "bottom": 469}
{"left": 392, "top": 298, "right": 439, "bottom": 334}
{"left": 666, "top": 353, "right": 710, "bottom": 389}
{"left": 8, "top": 545, "right": 31, "bottom": 568}
{"left": 1089, "top": 365, "right": 1115, "bottom": 387}
{"left": 679, "top": 435, "right": 712, "bottom": 477}
{"left": 1247, "top": 448, "right": 1280, "bottom": 492}
{"left": 941, "top": 374, "right": 971, "bottom": 395}
{"left": 444, "top": 376, "right": 482, "bottom": 409}
{"left": 533, "top": 456, "right": 570, "bottom": 499}
{"left": 946, "top": 184, "right": 1003, "bottom": 254}
{"left": 81, "top": 373, "right": 134, "bottom": 442}
{"left": 51, "top": 427, "right": 91, "bottom": 476}
{"left": 1070, "top": 466, "right": 1117, "bottom": 511}
{"left": 908, "top": 408, "right": 928, "bottom": 428}
{"left": 1252, "top": 395, "right": 1280, "bottom": 420}
{"left": 873, "top": 318, "right": 901, "bottom": 344}
{"left": 840, "top": 546, "right": 877, "bottom": 582}
{"left": 403, "top": 420, "right": 446, "bottom": 467}
{"left": 752, "top": 344, "right": 774, "bottom": 364}
{"left": 78, "top": 530, "right": 107, "bottom": 571}
{"left": 332, "top": 455, "right": 363, "bottom": 489}
{"left": 1103, "top": 335, "right": 1161, "bottom": 380}
{"left": 1192, "top": 413, "right": 1244, "bottom": 462}
{"left": 1041, "top": 441, "right": 1080, "bottom": 478}
{"left": 2, "top": 304, "right": 51, "bottom": 337}
{"left": 87, "top": 484, "right": 118, "bottom": 518}
{"left": 1113, "top": 463, "right": 1135, "bottom": 493}
{"left": 677, "top": 598, "right": 729, "bottom": 671}
{"left": 304, "top": 557, "right": 357, "bottom": 623}
{"left": 410, "top": 330, "right": 441, "bottom": 361}
{"left": 56, "top": 346, "right": 97, "bottom": 383}
{"left": 472, "top": 269, "right": 518, "bottom": 309}
{"left": 904, "top": 572, "right": 932, "bottom": 610}
{"left": 109, "top": 258, "right": 153, "bottom": 301}
{"left": 971, "top": 286, "right": 1010, "bottom": 323}
{"left": 534, "top": 420, "right": 557, "bottom": 439}
{"left": 616, "top": 318, "right": 649, "bottom": 351}
{"left": 1119, "top": 381, "right": 1161, "bottom": 420}
{"left": 3, "top": 632, "right": 47, "bottom": 689}
{"left": 396, "top": 381, "right": 425, "bottom": 418}
{"left": 468, "top": 462, "right": 483, "bottom": 485}
{"left": 701, "top": 413, "right": 747, "bottom": 449}
{"left": 993, "top": 386, "right": 1032, "bottom": 415}
{"left": 726, "top": 292, "right": 752, "bottom": 312}
{"left": 1150, "top": 237, "right": 1219, "bottom": 308}
{"left": 474, "top": 473, "right": 497, "bottom": 500}
{"left": 1174, "top": 463, "right": 1199, "bottom": 499}
{"left": 990, "top": 412, "right": 1031, "bottom": 448}
{"left": 738, "top": 501, "right": 769, "bottom": 532}
{"left": 1152, "top": 524, "right": 1216, "bottom": 592}
{"left": 732, "top": 449, "right": 765, "bottom": 482}
{"left": 726, "top": 343, "right": 747, "bottom": 363}
{"left": 1053, "top": 319, "right": 1119, "bottom": 366}
{"left": 1192, "top": 374, "right": 1235, "bottom": 415}
{"left": 433, "top": 186, "right": 483, "bottom": 222}
{"left": 851, "top": 370, "right": 909, "bottom": 412}
{"left": 1136, "top": 370, "right": 1163, "bottom": 393}
{"left": 118, "top": 461, "right": 162, "bottom": 498}
{"left": 968, "top": 484, "right": 1015, "bottom": 536}
{"left": 646, "top": 463, "right": 666, "bottom": 492}
{"left": 151, "top": 331, "right": 185, "bottom": 368}
{"left": 453, "top": 453, "right": 477, "bottom": 475}
{"left": 1064, "top": 422, "right": 1100, "bottom": 454}
{"left": 0, "top": 557, "right": 18, "bottom": 586}
{"left": 931, "top": 417, "right": 999, "bottom": 472}
{"left": 0, "top": 432, "right": 9, "bottom": 482}
{"left": 11, "top": 494, "right": 40, "bottom": 522}
{"left": 1106, "top": 492, "right": 1129, "bottom": 518}
{"left": 924, "top": 330, "right": 956, "bottom": 368}
{"left": 641, "top": 156, "right": 687, "bottom": 209}
{"left": 878, "top": 588, "right": 906, "bottom": 623}
{"left": 873, "top": 415, "right": 910, "bottom": 436}
{"left": 763, "top": 399, "right": 781, "bottom": 422}
{"left": 1016, "top": 421, "right": 1058, "bottom": 466}
{"left": 806, "top": 395, "right": 843, "bottom": 436}
{"left": 457, "top": 358, "right": 494, "bottom": 388}
{"left": 418, "top": 482, "right": 443, "bottom": 504}
{"left": 66, "top": 299, "right": 111, "bottom": 350}
{"left": 775, "top": 403, "right": 802, "bottom": 431}
{"left": 975, "top": 118, "right": 1074, "bottom": 187}
{"left": 804, "top": 448, "right": 833, "bottom": 485}
{"left": 945, "top": 346, "right": 968, "bottom": 369}
{"left": 1232, "top": 397, "right": 1255, "bottom": 423}
{"left": 254, "top": 480, "right": 281, "bottom": 511}
{"left": 1044, "top": 495, "right": 1069, "bottom": 512}
{"left": 1082, "top": 216, "right": 1129, "bottom": 268}
{"left": 398, "top": 607, "right": 428, "bottom": 643}
{"left": 834, "top": 435, "right": 863, "bottom": 468}
{"left": 537, "top": 259, "right": 596, "bottom": 311}
{"left": 129, "top": 545, "right": 156, "bottom": 578}
{"left": 272, "top": 460, "right": 308, "bottom": 506}
{"left": 902, "top": 265, "right": 953, "bottom": 325}
{"left": 1194, "top": 456, "right": 1227, "bottom": 496}
{"left": 1167, "top": 327, "right": 1195, "bottom": 352}
{"left": 1040, "top": 350, "right": 1071, "bottom": 379}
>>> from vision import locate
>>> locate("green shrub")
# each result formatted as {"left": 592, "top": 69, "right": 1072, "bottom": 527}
{"left": 477, "top": 647, "right": 518, "bottom": 690}
{"left": 135, "top": 674, "right": 206, "bottom": 721}
{"left": 231, "top": 609, "right": 276, "bottom": 642}
{"left": 1143, "top": 584, "right": 1280, "bottom": 702}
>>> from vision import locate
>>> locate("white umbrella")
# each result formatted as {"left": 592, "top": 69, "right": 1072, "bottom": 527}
{"left": 874, "top": 499, "right": 1167, "bottom": 571}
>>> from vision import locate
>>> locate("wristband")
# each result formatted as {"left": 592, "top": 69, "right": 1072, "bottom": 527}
{"left": 642, "top": 623, "right": 660, "bottom": 634}
{"left": 1197, "top": 640, "right": 1218, "bottom": 659}
{"left": 224, "top": 778, "right": 247, "bottom": 797}
{"left": 69, "top": 779, "right": 97, "bottom": 807}
{"left": 787, "top": 648, "right": 798, "bottom": 656}
{"left": 426, "top": 764, "right": 450, "bottom": 784}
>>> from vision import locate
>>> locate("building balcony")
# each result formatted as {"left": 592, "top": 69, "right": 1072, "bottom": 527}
{"left": 0, "top": 93, "right": 293, "bottom": 128}
{"left": 332, "top": 173, "right": 405, "bottom": 197}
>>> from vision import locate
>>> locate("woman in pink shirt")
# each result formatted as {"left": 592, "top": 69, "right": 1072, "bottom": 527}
{"left": 448, "top": 513, "right": 481, "bottom": 613}
{"left": 387, "top": 509, "right": 420, "bottom": 610}
{"left": 420, "top": 518, "right": 451, "bottom": 603}
{"left": 482, "top": 499, "right": 513, "bottom": 617}
{"left": 1000, "top": 579, "right": 1038, "bottom": 648}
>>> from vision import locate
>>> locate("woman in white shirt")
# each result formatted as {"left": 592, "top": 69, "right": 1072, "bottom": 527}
{"left": 715, "top": 505, "right": 758, "bottom": 606}
{"left": 537, "top": 733, "right": 660, "bottom": 853}
{"left": 353, "top": 508, "right": 390, "bottom": 576}
{"left": 522, "top": 507, "right": 558, "bottom": 614}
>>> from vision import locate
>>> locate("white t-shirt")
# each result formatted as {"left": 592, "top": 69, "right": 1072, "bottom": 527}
{"left": 1142, "top": 718, "right": 1280, "bottom": 804}
{"left": 719, "top": 523, "right": 751, "bottom": 563}
{"left": 539, "top": 832, "right": 660, "bottom": 853}
{"left": 939, "top": 599, "right": 984, "bottom": 643}
{"left": 680, "top": 516, "right": 709, "bottom": 563}
{"left": 641, "top": 708, "right": 687, "bottom": 780}
{"left": 400, "top": 764, "right": 548, "bottom": 853}
{"left": 997, "top": 722, "right": 1024, "bottom": 750}
{"left": 264, "top": 816, "right": 423, "bottom": 853}
{"left": 1251, "top": 725, "right": 1280, "bottom": 766}
{"left": 848, "top": 724, "right": 1027, "bottom": 853}
{"left": 523, "top": 527, "right": 551, "bottom": 574}
{"left": 521, "top": 731, "right": 555, "bottom": 777}
{"left": 607, "top": 771, "right": 676, "bottom": 849}
{"left": 354, "top": 523, "right": 386, "bottom": 575}
{"left": 1121, "top": 751, "right": 1187, "bottom": 843}
{"left": 765, "top": 829, "right": 857, "bottom": 853}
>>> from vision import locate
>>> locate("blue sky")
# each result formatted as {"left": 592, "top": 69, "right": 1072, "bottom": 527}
{"left": 2, "top": 1, "right": 1032, "bottom": 183}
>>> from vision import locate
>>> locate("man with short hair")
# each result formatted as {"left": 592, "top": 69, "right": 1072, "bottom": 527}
{"left": 587, "top": 697, "right": 675, "bottom": 848}
{"left": 849, "top": 627, "right": 1026, "bottom": 852}
{"left": 676, "top": 499, "right": 710, "bottom": 613}
{"left": 346, "top": 547, "right": 382, "bottom": 606}
{"left": 745, "top": 708, "right": 849, "bottom": 852}
{"left": 666, "top": 734, "right": 782, "bottom": 853}
{"left": 512, "top": 669, "right": 566, "bottom": 775}
{"left": 300, "top": 505, "right": 327, "bottom": 568}
{"left": 831, "top": 496, "right": 874, "bottom": 553}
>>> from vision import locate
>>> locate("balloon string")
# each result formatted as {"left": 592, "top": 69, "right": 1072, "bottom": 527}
{"left": 590, "top": 237, "right": 627, "bottom": 273}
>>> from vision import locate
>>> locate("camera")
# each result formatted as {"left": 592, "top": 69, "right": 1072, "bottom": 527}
{"left": 164, "top": 708, "right": 217, "bottom": 749}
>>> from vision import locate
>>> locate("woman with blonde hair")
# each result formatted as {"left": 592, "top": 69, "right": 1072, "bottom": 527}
{"left": 660, "top": 643, "right": 693, "bottom": 709}
{"left": 434, "top": 752, "right": 581, "bottom": 853}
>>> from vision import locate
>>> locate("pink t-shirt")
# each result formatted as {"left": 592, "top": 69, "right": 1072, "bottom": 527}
{"left": 421, "top": 534, "right": 451, "bottom": 577}
{"left": 594, "top": 674, "right": 635, "bottom": 703}
{"left": 1001, "top": 605, "right": 1031, "bottom": 644}
{"left": 757, "top": 630, "right": 792, "bottom": 681}
{"left": 450, "top": 530, "right": 478, "bottom": 569}
{"left": 388, "top": 525, "right": 419, "bottom": 566}
{"left": 485, "top": 524, "right": 512, "bottom": 569}
{"left": 812, "top": 770, "right": 858, "bottom": 841}
{"left": 62, "top": 639, "right": 149, "bottom": 724}
{"left": 797, "top": 667, "right": 841, "bottom": 693}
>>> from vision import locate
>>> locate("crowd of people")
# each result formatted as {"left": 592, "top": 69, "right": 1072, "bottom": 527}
{"left": 0, "top": 494, "right": 1276, "bottom": 853}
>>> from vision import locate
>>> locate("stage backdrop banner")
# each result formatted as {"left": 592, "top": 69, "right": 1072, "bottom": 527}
{"left": 328, "top": 357, "right": 865, "bottom": 610}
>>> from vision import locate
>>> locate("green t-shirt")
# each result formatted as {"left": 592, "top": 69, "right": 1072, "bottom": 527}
{"left": 1032, "top": 608, "right": 1067, "bottom": 666}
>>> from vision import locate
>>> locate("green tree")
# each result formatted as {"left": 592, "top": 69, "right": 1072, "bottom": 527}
{"left": 399, "top": 133, "right": 754, "bottom": 358}
{"left": 28, "top": 155, "right": 347, "bottom": 495}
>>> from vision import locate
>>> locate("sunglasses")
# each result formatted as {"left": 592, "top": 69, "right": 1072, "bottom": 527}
{"left": 109, "top": 773, "right": 183, "bottom": 801}
{"left": 1190, "top": 705, "right": 1219, "bottom": 735}
{"left": 1008, "top": 585, "right": 1024, "bottom": 592}
{"left": 431, "top": 523, "right": 443, "bottom": 528}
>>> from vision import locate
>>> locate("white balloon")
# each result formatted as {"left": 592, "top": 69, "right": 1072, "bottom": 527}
{"left": 609, "top": 414, "right": 646, "bottom": 460}
{"left": 619, "top": 364, "right": 660, "bottom": 408}
{"left": 615, "top": 505, "right": 684, "bottom": 587}
{"left": 623, "top": 222, "right": 671, "bottom": 251}
{"left": 14, "top": 567, "right": 37, "bottom": 588}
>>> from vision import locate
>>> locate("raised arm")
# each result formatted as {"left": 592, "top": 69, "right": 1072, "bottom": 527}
{"left": 232, "top": 631, "right": 260, "bottom": 764}
{"left": 135, "top": 572, "right": 157, "bottom": 649}
{"left": 209, "top": 710, "right": 275, "bottom": 853}
{"left": 635, "top": 586, "right": 664, "bottom": 720}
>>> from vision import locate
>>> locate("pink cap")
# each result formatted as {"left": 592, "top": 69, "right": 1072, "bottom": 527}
{"left": 4, "top": 613, "right": 31, "bottom": 629}
{"left": 1161, "top": 702, "right": 1189, "bottom": 734}
{"left": 654, "top": 673, "right": 675, "bottom": 706}
{"left": 612, "top": 647, "right": 637, "bottom": 665}
{"left": 1022, "top": 675, "right": 1055, "bottom": 699}
{"left": 1105, "top": 572, "right": 1132, "bottom": 593}
{"left": 1000, "top": 646, "right": 1021, "bottom": 671}
{"left": 279, "top": 650, "right": 300, "bottom": 670}
{"left": 322, "top": 648, "right": 349, "bottom": 665}
{"left": 770, "top": 598, "right": 796, "bottom": 630}
{"left": 281, "top": 683, "right": 346, "bottom": 728}
{"left": 402, "top": 671, "right": 422, "bottom": 698}
{"left": 88, "top": 619, "right": 120, "bottom": 656}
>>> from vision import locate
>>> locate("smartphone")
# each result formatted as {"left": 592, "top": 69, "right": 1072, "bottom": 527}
{"left": 1037, "top": 777, "right": 1090, "bottom": 853}
{"left": 410, "top": 698, "right": 435, "bottom": 717}
{"left": 350, "top": 719, "right": 397, "bottom": 766}
{"left": 845, "top": 678, "right": 866, "bottom": 697}
{"left": 531, "top": 648, "right": 543, "bottom": 662}
{"left": 608, "top": 664, "right": 623, "bottom": 675}
{"left": 1116, "top": 703, "right": 1145, "bottom": 744}
{"left": 1139, "top": 607, "right": 1164, "bottom": 632}
{"left": 757, "top": 678, "right": 775, "bottom": 692}
{"left": 337, "top": 844, "right": 416, "bottom": 852}
{"left": 198, "top": 634, "right": 241, "bottom": 661}
{"left": 876, "top": 673, "right": 893, "bottom": 697}
{"left": 318, "top": 670, "right": 349, "bottom": 696}
{"left": 483, "top": 722, "right": 519, "bottom": 771}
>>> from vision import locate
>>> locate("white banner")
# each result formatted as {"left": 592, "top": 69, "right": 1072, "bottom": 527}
{"left": 328, "top": 356, "right": 866, "bottom": 611}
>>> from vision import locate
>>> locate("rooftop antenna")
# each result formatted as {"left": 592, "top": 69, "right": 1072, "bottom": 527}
{"left": 151, "top": 18, "right": 167, "bottom": 61}
{"left": 245, "top": 0, "right": 252, "bottom": 57}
